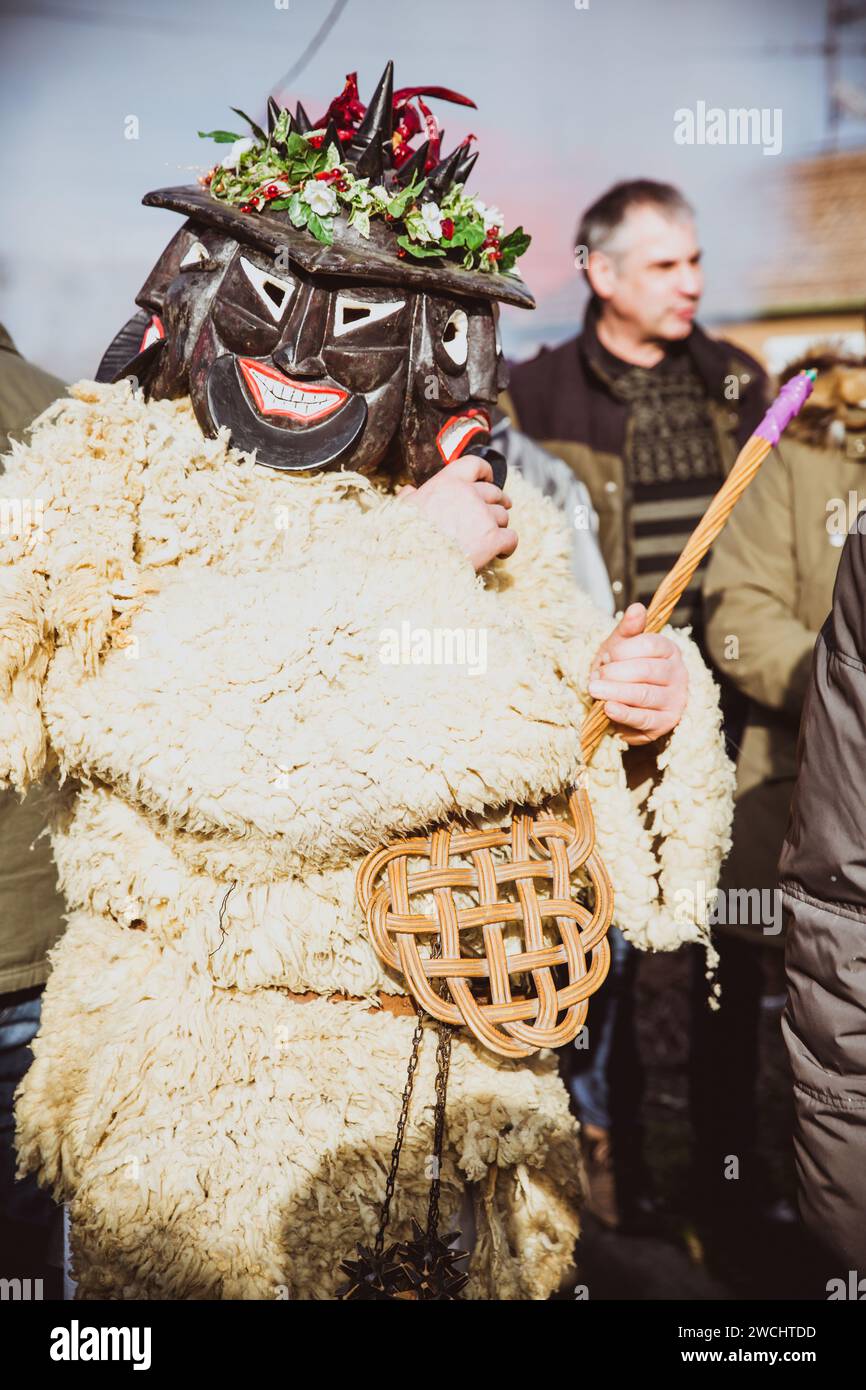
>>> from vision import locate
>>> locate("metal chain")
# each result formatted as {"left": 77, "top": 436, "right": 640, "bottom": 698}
{"left": 374, "top": 938, "right": 456, "bottom": 1254}
{"left": 426, "top": 1017, "right": 453, "bottom": 1239}
{"left": 425, "top": 928, "right": 454, "bottom": 1242}
{"left": 374, "top": 1007, "right": 425, "bottom": 1256}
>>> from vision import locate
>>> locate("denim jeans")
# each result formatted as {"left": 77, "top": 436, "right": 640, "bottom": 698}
{"left": 0, "top": 986, "right": 61, "bottom": 1280}
{"left": 561, "top": 925, "right": 643, "bottom": 1131}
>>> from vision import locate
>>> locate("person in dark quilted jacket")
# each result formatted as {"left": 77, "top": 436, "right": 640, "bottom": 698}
{"left": 779, "top": 507, "right": 866, "bottom": 1274}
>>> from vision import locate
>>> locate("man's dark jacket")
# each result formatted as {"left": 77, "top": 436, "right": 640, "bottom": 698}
{"left": 501, "top": 302, "right": 768, "bottom": 604}
{"left": 780, "top": 517, "right": 866, "bottom": 1270}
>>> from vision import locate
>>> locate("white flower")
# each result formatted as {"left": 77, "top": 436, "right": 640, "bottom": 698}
{"left": 301, "top": 180, "right": 338, "bottom": 216}
{"left": 479, "top": 201, "right": 504, "bottom": 230}
{"left": 419, "top": 200, "right": 444, "bottom": 239}
{"left": 221, "top": 136, "right": 255, "bottom": 170}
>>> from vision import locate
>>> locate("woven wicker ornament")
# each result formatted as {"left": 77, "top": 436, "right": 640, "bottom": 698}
{"left": 357, "top": 782, "right": 614, "bottom": 1059}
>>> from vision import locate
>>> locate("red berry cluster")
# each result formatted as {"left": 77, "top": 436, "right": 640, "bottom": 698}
{"left": 314, "top": 168, "right": 349, "bottom": 192}
{"left": 484, "top": 225, "right": 502, "bottom": 262}
{"left": 244, "top": 185, "right": 286, "bottom": 210}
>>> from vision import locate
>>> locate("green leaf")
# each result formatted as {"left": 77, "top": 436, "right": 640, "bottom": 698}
{"left": 267, "top": 197, "right": 294, "bottom": 211}
{"left": 284, "top": 132, "right": 326, "bottom": 175}
{"left": 498, "top": 225, "right": 531, "bottom": 258}
{"left": 348, "top": 206, "right": 371, "bottom": 239}
{"left": 306, "top": 211, "right": 334, "bottom": 245}
{"left": 324, "top": 142, "right": 342, "bottom": 172}
{"left": 288, "top": 193, "right": 309, "bottom": 228}
{"left": 230, "top": 107, "right": 267, "bottom": 143}
{"left": 305, "top": 149, "right": 328, "bottom": 176}
{"left": 450, "top": 217, "right": 486, "bottom": 251}
{"left": 285, "top": 132, "right": 311, "bottom": 161}
{"left": 197, "top": 129, "right": 243, "bottom": 144}
{"left": 272, "top": 110, "right": 291, "bottom": 146}
{"left": 386, "top": 174, "right": 426, "bottom": 220}
{"left": 405, "top": 171, "right": 427, "bottom": 198}
{"left": 396, "top": 234, "right": 446, "bottom": 260}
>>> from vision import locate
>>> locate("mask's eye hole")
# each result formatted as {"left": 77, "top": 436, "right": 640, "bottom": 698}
{"left": 179, "top": 239, "right": 210, "bottom": 270}
{"left": 442, "top": 309, "right": 469, "bottom": 366}
{"left": 333, "top": 294, "right": 405, "bottom": 337}
{"left": 239, "top": 256, "right": 296, "bottom": 321}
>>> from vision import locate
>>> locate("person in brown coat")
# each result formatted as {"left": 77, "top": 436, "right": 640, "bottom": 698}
{"left": 701, "top": 352, "right": 866, "bottom": 1226}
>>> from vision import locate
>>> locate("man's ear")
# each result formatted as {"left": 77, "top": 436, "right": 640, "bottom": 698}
{"left": 586, "top": 249, "right": 616, "bottom": 302}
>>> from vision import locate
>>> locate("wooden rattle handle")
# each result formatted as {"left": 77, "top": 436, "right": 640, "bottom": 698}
{"left": 579, "top": 369, "right": 817, "bottom": 762}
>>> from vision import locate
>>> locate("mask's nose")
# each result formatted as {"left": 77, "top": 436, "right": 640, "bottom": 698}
{"left": 272, "top": 284, "right": 329, "bottom": 378}
{"left": 272, "top": 349, "right": 327, "bottom": 378}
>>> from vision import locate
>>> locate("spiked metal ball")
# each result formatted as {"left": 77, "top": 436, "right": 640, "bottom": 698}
{"left": 392, "top": 1220, "right": 470, "bottom": 1300}
{"left": 337, "top": 1241, "right": 410, "bottom": 1301}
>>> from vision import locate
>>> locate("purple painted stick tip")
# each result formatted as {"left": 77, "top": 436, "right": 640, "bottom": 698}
{"left": 754, "top": 369, "right": 816, "bottom": 447}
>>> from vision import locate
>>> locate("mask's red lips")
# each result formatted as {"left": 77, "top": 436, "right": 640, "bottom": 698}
{"left": 238, "top": 358, "right": 348, "bottom": 422}
{"left": 139, "top": 315, "right": 165, "bottom": 351}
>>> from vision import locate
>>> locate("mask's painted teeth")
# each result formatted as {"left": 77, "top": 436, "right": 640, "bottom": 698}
{"left": 238, "top": 358, "right": 348, "bottom": 422}
{"left": 436, "top": 409, "right": 490, "bottom": 463}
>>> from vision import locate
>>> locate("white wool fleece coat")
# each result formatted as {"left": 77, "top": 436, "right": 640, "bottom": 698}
{"left": 2, "top": 382, "right": 734, "bottom": 1300}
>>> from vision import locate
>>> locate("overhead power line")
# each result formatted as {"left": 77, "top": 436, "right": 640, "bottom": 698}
{"left": 270, "top": 0, "right": 351, "bottom": 96}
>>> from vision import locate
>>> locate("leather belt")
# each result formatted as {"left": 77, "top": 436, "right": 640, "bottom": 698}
{"left": 285, "top": 988, "right": 416, "bottom": 1018}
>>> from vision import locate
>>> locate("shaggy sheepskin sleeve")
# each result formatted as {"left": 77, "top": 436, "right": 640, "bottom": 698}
{"left": 0, "top": 384, "right": 151, "bottom": 790}
{"left": 0, "top": 429, "right": 55, "bottom": 791}
{"left": 0, "top": 549, "right": 50, "bottom": 791}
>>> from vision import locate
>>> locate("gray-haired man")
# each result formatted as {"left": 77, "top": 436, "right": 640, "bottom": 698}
{"left": 501, "top": 179, "right": 769, "bottom": 1231}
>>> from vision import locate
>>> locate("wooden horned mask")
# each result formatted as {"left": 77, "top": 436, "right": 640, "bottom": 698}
{"left": 97, "top": 61, "right": 533, "bottom": 484}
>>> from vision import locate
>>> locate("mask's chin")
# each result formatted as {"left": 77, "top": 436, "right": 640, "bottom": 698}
{"left": 205, "top": 354, "right": 368, "bottom": 473}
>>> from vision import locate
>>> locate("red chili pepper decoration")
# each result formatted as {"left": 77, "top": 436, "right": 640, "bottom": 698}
{"left": 314, "top": 74, "right": 477, "bottom": 173}
{"left": 391, "top": 84, "right": 476, "bottom": 109}
{"left": 317, "top": 71, "right": 366, "bottom": 138}
{"left": 415, "top": 96, "right": 441, "bottom": 167}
